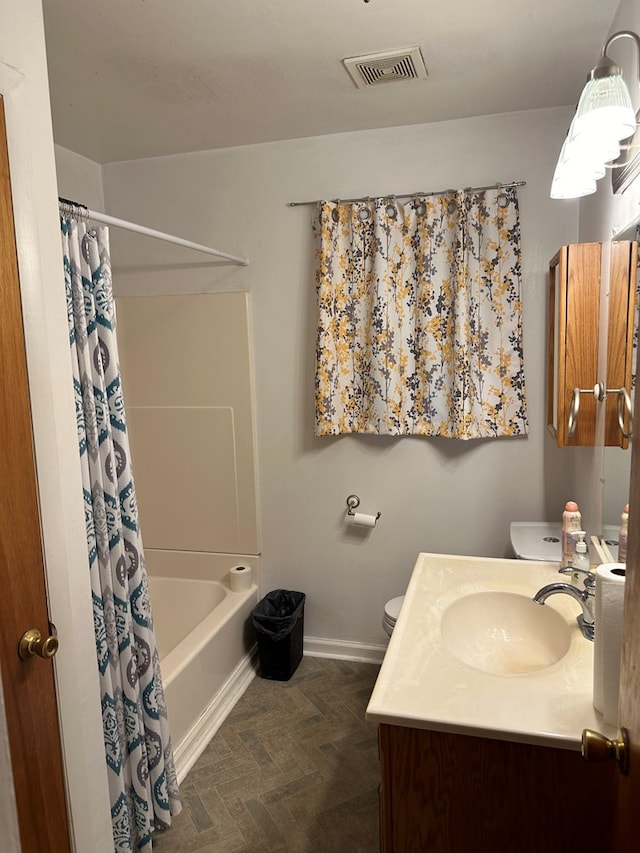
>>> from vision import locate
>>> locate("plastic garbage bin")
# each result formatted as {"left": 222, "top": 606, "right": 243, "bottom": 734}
{"left": 252, "top": 589, "right": 305, "bottom": 680}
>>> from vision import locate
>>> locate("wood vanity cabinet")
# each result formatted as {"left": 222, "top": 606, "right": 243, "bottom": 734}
{"left": 547, "top": 241, "right": 637, "bottom": 448}
{"left": 378, "top": 724, "right": 615, "bottom": 853}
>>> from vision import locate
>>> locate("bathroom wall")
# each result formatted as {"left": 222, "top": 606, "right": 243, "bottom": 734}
{"left": 88, "top": 106, "right": 580, "bottom": 652}
{"left": 55, "top": 143, "right": 105, "bottom": 211}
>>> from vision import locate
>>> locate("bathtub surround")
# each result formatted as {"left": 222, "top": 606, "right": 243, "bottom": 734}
{"left": 63, "top": 217, "right": 181, "bottom": 849}
{"left": 314, "top": 187, "right": 527, "bottom": 439}
{"left": 115, "top": 293, "right": 259, "bottom": 557}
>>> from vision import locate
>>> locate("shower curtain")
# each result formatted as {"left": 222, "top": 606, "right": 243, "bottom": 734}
{"left": 61, "top": 215, "right": 181, "bottom": 852}
{"left": 314, "top": 187, "right": 528, "bottom": 439}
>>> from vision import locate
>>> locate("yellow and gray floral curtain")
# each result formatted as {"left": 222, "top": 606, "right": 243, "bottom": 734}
{"left": 61, "top": 215, "right": 181, "bottom": 852}
{"left": 314, "top": 188, "right": 528, "bottom": 440}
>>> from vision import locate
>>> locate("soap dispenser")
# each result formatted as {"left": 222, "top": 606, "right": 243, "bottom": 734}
{"left": 570, "top": 531, "right": 590, "bottom": 585}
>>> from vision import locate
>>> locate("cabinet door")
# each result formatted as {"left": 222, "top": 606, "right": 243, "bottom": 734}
{"left": 605, "top": 240, "right": 637, "bottom": 449}
{"left": 548, "top": 243, "right": 600, "bottom": 447}
{"left": 547, "top": 242, "right": 636, "bottom": 448}
{"left": 378, "top": 724, "right": 615, "bottom": 852}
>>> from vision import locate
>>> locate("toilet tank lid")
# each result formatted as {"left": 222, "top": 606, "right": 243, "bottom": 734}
{"left": 510, "top": 521, "right": 562, "bottom": 561}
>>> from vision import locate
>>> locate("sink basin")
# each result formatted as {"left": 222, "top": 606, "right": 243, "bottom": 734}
{"left": 441, "top": 591, "right": 572, "bottom": 676}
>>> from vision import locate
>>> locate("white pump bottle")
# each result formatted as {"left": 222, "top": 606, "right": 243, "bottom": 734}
{"left": 570, "top": 530, "right": 590, "bottom": 585}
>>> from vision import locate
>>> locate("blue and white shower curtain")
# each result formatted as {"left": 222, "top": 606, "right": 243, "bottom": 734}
{"left": 61, "top": 214, "right": 181, "bottom": 852}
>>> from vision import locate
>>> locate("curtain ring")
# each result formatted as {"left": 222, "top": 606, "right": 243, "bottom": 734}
{"left": 332, "top": 200, "right": 340, "bottom": 222}
{"left": 446, "top": 199, "right": 457, "bottom": 214}
{"left": 385, "top": 199, "right": 397, "bottom": 218}
{"left": 497, "top": 191, "right": 509, "bottom": 208}
{"left": 358, "top": 206, "right": 371, "bottom": 222}
{"left": 415, "top": 200, "right": 426, "bottom": 216}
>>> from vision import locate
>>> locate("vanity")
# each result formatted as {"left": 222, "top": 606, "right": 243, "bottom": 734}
{"left": 366, "top": 553, "right": 618, "bottom": 852}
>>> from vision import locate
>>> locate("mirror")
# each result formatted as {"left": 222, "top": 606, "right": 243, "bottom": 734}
{"left": 603, "top": 219, "right": 640, "bottom": 536}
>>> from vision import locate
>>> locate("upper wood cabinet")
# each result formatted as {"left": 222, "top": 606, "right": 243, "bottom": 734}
{"left": 547, "top": 241, "right": 637, "bottom": 448}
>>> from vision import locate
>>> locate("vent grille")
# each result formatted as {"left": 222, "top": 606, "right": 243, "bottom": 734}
{"left": 343, "top": 47, "right": 428, "bottom": 89}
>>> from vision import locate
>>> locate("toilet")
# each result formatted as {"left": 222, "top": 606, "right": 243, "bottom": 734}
{"left": 509, "top": 521, "right": 562, "bottom": 561}
{"left": 382, "top": 595, "right": 405, "bottom": 637}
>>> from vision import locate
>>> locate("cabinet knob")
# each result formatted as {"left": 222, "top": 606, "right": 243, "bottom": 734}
{"left": 581, "top": 727, "right": 629, "bottom": 775}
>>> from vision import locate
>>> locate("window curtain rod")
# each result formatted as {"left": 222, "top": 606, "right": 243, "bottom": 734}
{"left": 58, "top": 197, "right": 249, "bottom": 266}
{"left": 288, "top": 180, "right": 526, "bottom": 207}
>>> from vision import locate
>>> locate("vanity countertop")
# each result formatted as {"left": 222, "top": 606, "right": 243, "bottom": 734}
{"left": 365, "top": 552, "right": 618, "bottom": 750}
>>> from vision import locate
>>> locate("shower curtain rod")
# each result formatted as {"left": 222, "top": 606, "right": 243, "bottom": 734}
{"left": 58, "top": 197, "right": 249, "bottom": 266}
{"left": 287, "top": 180, "right": 526, "bottom": 207}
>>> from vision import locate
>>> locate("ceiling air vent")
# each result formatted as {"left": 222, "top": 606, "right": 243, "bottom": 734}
{"left": 343, "top": 47, "right": 428, "bottom": 89}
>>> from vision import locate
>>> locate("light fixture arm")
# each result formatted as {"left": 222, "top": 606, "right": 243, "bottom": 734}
{"left": 594, "top": 30, "right": 640, "bottom": 88}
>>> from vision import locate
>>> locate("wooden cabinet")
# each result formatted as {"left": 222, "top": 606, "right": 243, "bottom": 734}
{"left": 378, "top": 724, "right": 615, "bottom": 853}
{"left": 547, "top": 241, "right": 637, "bottom": 448}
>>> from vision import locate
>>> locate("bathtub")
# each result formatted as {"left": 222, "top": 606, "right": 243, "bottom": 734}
{"left": 148, "top": 571, "right": 258, "bottom": 781}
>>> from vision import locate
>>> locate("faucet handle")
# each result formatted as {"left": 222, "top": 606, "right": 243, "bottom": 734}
{"left": 559, "top": 566, "right": 595, "bottom": 590}
{"left": 559, "top": 566, "right": 589, "bottom": 577}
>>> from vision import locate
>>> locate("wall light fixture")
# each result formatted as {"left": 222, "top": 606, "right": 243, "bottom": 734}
{"left": 550, "top": 30, "right": 640, "bottom": 199}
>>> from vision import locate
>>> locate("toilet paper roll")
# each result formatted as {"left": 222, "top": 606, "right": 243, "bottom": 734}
{"left": 351, "top": 512, "right": 377, "bottom": 528}
{"left": 229, "top": 565, "right": 252, "bottom": 593}
{"left": 593, "top": 562, "right": 626, "bottom": 725}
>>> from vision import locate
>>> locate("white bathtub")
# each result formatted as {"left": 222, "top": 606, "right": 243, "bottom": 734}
{"left": 148, "top": 571, "right": 258, "bottom": 781}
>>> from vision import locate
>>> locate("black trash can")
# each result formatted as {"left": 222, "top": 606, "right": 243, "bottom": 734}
{"left": 252, "top": 589, "right": 305, "bottom": 681}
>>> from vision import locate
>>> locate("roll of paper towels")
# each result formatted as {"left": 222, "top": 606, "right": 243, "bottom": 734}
{"left": 229, "top": 565, "right": 252, "bottom": 592}
{"left": 593, "top": 562, "right": 626, "bottom": 725}
{"left": 351, "top": 512, "right": 377, "bottom": 528}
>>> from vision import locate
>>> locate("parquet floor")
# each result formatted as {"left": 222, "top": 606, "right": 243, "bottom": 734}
{"left": 153, "top": 656, "right": 381, "bottom": 852}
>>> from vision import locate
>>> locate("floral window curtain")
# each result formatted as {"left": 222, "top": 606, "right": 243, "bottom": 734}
{"left": 61, "top": 215, "right": 181, "bottom": 852}
{"left": 314, "top": 188, "right": 528, "bottom": 439}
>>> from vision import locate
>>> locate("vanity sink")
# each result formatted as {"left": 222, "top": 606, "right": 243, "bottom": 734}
{"left": 440, "top": 591, "right": 572, "bottom": 675}
{"left": 366, "top": 553, "right": 615, "bottom": 749}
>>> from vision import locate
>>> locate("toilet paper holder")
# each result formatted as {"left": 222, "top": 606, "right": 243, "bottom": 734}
{"left": 346, "top": 494, "right": 381, "bottom": 521}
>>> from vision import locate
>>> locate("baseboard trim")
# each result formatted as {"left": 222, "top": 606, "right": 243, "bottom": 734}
{"left": 172, "top": 649, "right": 258, "bottom": 784}
{"left": 304, "top": 636, "right": 387, "bottom": 664}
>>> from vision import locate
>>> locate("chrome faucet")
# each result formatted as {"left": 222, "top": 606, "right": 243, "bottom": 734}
{"left": 532, "top": 568, "right": 595, "bottom": 640}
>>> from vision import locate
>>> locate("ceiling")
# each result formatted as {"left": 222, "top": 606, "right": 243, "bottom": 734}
{"left": 42, "top": 0, "right": 619, "bottom": 164}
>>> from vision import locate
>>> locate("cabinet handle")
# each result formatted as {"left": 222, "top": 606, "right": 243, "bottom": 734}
{"left": 616, "top": 387, "right": 633, "bottom": 440}
{"left": 568, "top": 388, "right": 581, "bottom": 437}
{"left": 568, "top": 383, "right": 605, "bottom": 437}
{"left": 568, "top": 384, "right": 633, "bottom": 441}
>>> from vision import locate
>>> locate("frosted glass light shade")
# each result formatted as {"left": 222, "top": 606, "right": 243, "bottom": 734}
{"left": 563, "top": 134, "right": 609, "bottom": 179}
{"left": 550, "top": 167, "right": 597, "bottom": 199}
{"left": 564, "top": 132, "right": 617, "bottom": 175}
{"left": 550, "top": 131, "right": 603, "bottom": 198}
{"left": 572, "top": 74, "right": 636, "bottom": 144}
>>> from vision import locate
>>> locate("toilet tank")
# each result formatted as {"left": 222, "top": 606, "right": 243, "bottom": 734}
{"left": 510, "top": 522, "right": 561, "bottom": 561}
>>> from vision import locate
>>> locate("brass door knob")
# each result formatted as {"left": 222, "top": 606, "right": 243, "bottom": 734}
{"left": 18, "top": 628, "right": 59, "bottom": 661}
{"left": 581, "top": 727, "right": 629, "bottom": 775}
